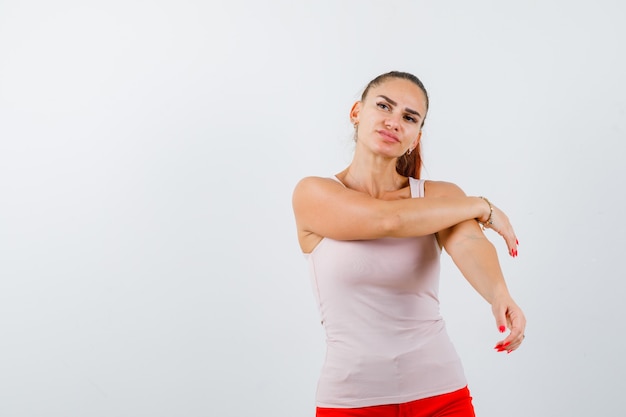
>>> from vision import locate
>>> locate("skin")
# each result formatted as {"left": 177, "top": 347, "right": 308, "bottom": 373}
{"left": 292, "top": 77, "right": 526, "bottom": 353}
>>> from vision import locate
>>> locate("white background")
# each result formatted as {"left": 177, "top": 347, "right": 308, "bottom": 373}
{"left": 1, "top": 1, "right": 625, "bottom": 416}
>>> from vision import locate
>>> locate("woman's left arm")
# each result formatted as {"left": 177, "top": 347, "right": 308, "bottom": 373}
{"left": 427, "top": 181, "right": 526, "bottom": 353}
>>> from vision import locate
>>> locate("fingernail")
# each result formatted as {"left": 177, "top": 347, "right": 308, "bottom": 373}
{"left": 503, "top": 341, "right": 510, "bottom": 347}
{"left": 499, "top": 326, "right": 506, "bottom": 333}
{"left": 516, "top": 239, "right": 519, "bottom": 245}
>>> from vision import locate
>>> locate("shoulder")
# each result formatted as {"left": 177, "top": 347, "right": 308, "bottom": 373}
{"left": 294, "top": 175, "right": 339, "bottom": 189}
{"left": 292, "top": 176, "right": 348, "bottom": 215}
{"left": 423, "top": 180, "right": 467, "bottom": 197}
{"left": 293, "top": 176, "right": 344, "bottom": 198}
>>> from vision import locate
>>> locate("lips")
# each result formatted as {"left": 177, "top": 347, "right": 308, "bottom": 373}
{"left": 377, "top": 129, "right": 399, "bottom": 142}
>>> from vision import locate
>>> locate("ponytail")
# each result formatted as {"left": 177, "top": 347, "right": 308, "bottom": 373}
{"left": 396, "top": 142, "right": 422, "bottom": 179}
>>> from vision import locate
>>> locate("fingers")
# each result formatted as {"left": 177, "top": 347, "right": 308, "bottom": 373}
{"left": 494, "top": 330, "right": 525, "bottom": 354}
{"left": 507, "top": 236, "right": 519, "bottom": 258}
{"left": 495, "top": 307, "right": 508, "bottom": 336}
{"left": 500, "top": 227, "right": 518, "bottom": 258}
{"left": 493, "top": 304, "right": 526, "bottom": 354}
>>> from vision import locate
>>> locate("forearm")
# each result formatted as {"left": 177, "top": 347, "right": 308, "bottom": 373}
{"left": 383, "top": 196, "right": 489, "bottom": 238}
{"left": 445, "top": 229, "right": 511, "bottom": 304}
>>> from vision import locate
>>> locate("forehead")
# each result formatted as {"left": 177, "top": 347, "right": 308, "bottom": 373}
{"left": 366, "top": 78, "right": 427, "bottom": 111}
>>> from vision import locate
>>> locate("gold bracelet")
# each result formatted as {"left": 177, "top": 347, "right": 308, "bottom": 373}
{"left": 479, "top": 196, "right": 493, "bottom": 230}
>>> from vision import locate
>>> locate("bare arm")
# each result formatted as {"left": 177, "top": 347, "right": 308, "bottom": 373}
{"left": 430, "top": 181, "right": 526, "bottom": 353}
{"left": 292, "top": 176, "right": 491, "bottom": 249}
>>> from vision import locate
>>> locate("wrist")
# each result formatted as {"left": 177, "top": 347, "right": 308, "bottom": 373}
{"left": 478, "top": 196, "right": 493, "bottom": 229}
{"left": 489, "top": 289, "right": 513, "bottom": 306}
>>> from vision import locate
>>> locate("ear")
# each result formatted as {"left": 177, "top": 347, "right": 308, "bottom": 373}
{"left": 349, "top": 101, "right": 361, "bottom": 125}
{"left": 411, "top": 131, "right": 422, "bottom": 150}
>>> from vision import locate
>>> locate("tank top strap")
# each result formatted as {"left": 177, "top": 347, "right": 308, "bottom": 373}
{"left": 331, "top": 176, "right": 347, "bottom": 188}
{"left": 409, "top": 177, "right": 426, "bottom": 198}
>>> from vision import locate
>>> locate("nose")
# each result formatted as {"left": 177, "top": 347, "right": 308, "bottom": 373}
{"left": 385, "top": 114, "right": 401, "bottom": 130}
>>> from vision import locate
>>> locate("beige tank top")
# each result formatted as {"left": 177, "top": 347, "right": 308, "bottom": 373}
{"left": 304, "top": 177, "right": 467, "bottom": 408}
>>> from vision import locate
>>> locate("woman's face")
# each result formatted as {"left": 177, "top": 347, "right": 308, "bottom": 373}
{"left": 351, "top": 78, "right": 427, "bottom": 158}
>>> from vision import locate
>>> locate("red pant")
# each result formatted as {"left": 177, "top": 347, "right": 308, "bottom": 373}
{"left": 316, "top": 386, "right": 475, "bottom": 417}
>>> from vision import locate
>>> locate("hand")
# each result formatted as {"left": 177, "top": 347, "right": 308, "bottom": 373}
{"left": 479, "top": 199, "right": 518, "bottom": 258}
{"left": 492, "top": 296, "right": 526, "bottom": 354}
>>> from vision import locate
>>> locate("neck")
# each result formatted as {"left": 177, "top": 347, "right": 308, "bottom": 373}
{"left": 340, "top": 154, "right": 407, "bottom": 198}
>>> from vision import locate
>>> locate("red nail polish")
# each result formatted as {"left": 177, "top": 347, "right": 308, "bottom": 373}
{"left": 516, "top": 239, "right": 519, "bottom": 245}
{"left": 503, "top": 341, "right": 510, "bottom": 347}
{"left": 499, "top": 326, "right": 506, "bottom": 333}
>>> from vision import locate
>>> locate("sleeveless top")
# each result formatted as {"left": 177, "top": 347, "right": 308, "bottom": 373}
{"left": 304, "top": 177, "right": 467, "bottom": 408}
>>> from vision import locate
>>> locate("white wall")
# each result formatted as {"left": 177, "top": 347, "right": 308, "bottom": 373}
{"left": 1, "top": 1, "right": 624, "bottom": 416}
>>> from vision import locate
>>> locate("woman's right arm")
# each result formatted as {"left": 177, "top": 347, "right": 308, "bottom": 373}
{"left": 292, "top": 176, "right": 491, "bottom": 243}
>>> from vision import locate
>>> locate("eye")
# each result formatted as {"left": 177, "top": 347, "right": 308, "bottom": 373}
{"left": 376, "top": 102, "right": 390, "bottom": 111}
{"left": 404, "top": 114, "right": 418, "bottom": 123}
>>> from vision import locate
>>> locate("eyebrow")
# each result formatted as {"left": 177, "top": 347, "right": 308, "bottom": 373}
{"left": 377, "top": 95, "right": 422, "bottom": 119}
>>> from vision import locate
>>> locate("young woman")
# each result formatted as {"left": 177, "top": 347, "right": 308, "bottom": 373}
{"left": 292, "top": 71, "right": 526, "bottom": 417}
